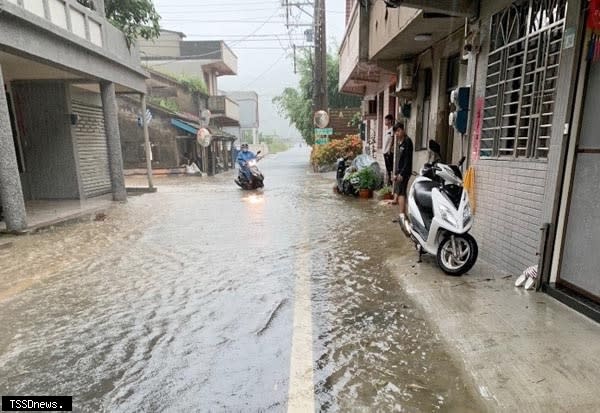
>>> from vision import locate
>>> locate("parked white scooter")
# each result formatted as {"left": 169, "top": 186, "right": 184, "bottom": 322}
{"left": 399, "top": 140, "right": 478, "bottom": 276}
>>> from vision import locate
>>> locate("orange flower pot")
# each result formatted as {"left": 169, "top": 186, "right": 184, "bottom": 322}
{"left": 358, "top": 189, "right": 372, "bottom": 199}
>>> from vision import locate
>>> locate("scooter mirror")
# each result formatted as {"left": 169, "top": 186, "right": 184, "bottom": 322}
{"left": 257, "top": 150, "right": 262, "bottom": 155}
{"left": 428, "top": 140, "right": 441, "bottom": 155}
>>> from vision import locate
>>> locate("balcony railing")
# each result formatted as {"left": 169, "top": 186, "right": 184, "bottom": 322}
{"left": 3, "top": 0, "right": 142, "bottom": 71}
{"left": 8, "top": 0, "right": 105, "bottom": 46}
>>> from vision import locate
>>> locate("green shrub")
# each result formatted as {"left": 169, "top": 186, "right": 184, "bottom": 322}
{"left": 377, "top": 185, "right": 393, "bottom": 196}
{"left": 357, "top": 167, "right": 378, "bottom": 190}
{"left": 310, "top": 135, "right": 362, "bottom": 168}
{"left": 178, "top": 74, "right": 208, "bottom": 95}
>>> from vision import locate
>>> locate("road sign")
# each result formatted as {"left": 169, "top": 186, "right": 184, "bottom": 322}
{"left": 314, "top": 128, "right": 333, "bottom": 135}
{"left": 315, "top": 137, "right": 329, "bottom": 145}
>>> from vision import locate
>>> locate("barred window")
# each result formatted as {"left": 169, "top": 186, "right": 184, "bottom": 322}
{"left": 481, "top": 0, "right": 567, "bottom": 159}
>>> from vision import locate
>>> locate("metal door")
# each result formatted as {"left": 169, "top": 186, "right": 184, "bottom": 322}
{"left": 72, "top": 101, "right": 112, "bottom": 198}
{"left": 559, "top": 59, "right": 600, "bottom": 300}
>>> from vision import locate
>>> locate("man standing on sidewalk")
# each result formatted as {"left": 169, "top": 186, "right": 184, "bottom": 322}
{"left": 393, "top": 122, "right": 413, "bottom": 223}
{"left": 382, "top": 114, "right": 395, "bottom": 187}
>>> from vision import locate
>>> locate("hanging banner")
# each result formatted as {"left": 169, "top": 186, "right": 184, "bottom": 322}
{"left": 471, "top": 97, "right": 484, "bottom": 163}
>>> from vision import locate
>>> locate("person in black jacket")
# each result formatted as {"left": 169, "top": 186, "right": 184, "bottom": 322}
{"left": 392, "top": 122, "right": 413, "bottom": 221}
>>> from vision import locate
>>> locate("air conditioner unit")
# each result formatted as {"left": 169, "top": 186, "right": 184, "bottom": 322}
{"left": 396, "top": 62, "right": 415, "bottom": 93}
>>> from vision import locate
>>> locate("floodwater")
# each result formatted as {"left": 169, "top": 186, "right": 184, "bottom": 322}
{"left": 0, "top": 147, "right": 483, "bottom": 412}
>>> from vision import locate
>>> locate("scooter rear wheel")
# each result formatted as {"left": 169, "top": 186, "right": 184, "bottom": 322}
{"left": 436, "top": 233, "right": 478, "bottom": 276}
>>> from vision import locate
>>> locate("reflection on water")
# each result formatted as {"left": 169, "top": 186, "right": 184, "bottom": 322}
{"left": 0, "top": 148, "right": 481, "bottom": 412}
{"left": 242, "top": 193, "right": 265, "bottom": 205}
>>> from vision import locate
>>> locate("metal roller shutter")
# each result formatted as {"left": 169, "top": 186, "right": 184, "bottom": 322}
{"left": 72, "top": 101, "right": 112, "bottom": 197}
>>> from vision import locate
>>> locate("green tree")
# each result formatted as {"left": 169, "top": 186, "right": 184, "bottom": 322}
{"left": 77, "top": 0, "right": 161, "bottom": 47}
{"left": 273, "top": 51, "right": 361, "bottom": 145}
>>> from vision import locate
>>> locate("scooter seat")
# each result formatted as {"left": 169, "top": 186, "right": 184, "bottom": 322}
{"left": 413, "top": 181, "right": 437, "bottom": 214}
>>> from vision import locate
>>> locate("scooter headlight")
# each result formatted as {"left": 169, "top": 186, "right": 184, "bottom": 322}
{"left": 463, "top": 203, "right": 472, "bottom": 226}
{"left": 247, "top": 160, "right": 257, "bottom": 167}
{"left": 439, "top": 205, "right": 458, "bottom": 227}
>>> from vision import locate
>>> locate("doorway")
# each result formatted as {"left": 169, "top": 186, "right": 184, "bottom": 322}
{"left": 558, "top": 51, "right": 600, "bottom": 303}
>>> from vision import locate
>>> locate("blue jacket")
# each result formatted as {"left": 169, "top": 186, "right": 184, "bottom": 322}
{"left": 236, "top": 150, "right": 256, "bottom": 167}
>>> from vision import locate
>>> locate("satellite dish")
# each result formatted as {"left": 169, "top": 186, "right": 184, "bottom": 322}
{"left": 200, "top": 109, "right": 211, "bottom": 127}
{"left": 197, "top": 127, "right": 212, "bottom": 147}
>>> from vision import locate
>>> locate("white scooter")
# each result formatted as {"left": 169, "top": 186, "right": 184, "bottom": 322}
{"left": 399, "top": 140, "right": 478, "bottom": 276}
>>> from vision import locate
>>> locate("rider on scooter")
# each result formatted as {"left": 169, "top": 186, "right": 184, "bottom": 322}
{"left": 236, "top": 143, "right": 257, "bottom": 181}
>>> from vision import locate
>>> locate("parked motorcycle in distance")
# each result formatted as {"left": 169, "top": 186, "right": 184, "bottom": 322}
{"left": 336, "top": 154, "right": 383, "bottom": 196}
{"left": 399, "top": 140, "right": 478, "bottom": 276}
{"left": 235, "top": 151, "right": 264, "bottom": 190}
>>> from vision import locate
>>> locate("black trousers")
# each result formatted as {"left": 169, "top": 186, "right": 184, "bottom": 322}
{"left": 383, "top": 152, "right": 393, "bottom": 184}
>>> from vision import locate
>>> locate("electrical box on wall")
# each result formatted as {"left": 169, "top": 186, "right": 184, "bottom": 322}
{"left": 396, "top": 62, "right": 414, "bottom": 93}
{"left": 449, "top": 86, "right": 471, "bottom": 134}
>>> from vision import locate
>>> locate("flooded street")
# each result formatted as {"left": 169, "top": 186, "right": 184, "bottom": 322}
{"left": 0, "top": 148, "right": 482, "bottom": 412}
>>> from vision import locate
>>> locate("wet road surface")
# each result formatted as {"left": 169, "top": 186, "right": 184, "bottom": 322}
{"left": 0, "top": 148, "right": 483, "bottom": 412}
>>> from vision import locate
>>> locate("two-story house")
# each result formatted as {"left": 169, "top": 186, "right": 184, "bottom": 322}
{"left": 132, "top": 30, "right": 240, "bottom": 175}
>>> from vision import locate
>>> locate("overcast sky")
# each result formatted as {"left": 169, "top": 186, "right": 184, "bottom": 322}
{"left": 153, "top": 0, "right": 346, "bottom": 140}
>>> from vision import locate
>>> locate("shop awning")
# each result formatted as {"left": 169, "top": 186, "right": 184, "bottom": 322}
{"left": 170, "top": 118, "right": 236, "bottom": 140}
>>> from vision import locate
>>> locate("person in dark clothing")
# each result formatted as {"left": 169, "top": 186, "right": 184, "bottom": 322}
{"left": 392, "top": 122, "right": 413, "bottom": 221}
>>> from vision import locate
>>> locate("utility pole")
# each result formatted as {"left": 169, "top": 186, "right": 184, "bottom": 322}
{"left": 312, "top": 0, "right": 328, "bottom": 113}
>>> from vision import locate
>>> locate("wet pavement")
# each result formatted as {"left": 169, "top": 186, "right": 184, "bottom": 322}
{"left": 0, "top": 147, "right": 483, "bottom": 412}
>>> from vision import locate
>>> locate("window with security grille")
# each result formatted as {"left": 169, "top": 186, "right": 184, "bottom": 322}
{"left": 481, "top": 0, "right": 567, "bottom": 159}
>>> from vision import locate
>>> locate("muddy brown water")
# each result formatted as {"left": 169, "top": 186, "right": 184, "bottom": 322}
{"left": 0, "top": 148, "right": 483, "bottom": 412}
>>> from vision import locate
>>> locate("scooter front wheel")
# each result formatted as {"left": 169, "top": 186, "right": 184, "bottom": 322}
{"left": 436, "top": 233, "right": 478, "bottom": 276}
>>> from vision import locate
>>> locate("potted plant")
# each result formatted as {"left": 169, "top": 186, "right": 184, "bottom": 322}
{"left": 357, "top": 167, "right": 377, "bottom": 199}
{"left": 377, "top": 185, "right": 393, "bottom": 200}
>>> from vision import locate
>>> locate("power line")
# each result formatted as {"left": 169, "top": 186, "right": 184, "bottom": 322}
{"left": 140, "top": 39, "right": 304, "bottom": 45}
{"left": 156, "top": 1, "right": 283, "bottom": 7}
{"left": 171, "top": 33, "right": 305, "bottom": 38}
{"left": 226, "top": 8, "right": 285, "bottom": 47}
{"left": 160, "top": 19, "right": 286, "bottom": 23}
{"left": 241, "top": 52, "right": 289, "bottom": 89}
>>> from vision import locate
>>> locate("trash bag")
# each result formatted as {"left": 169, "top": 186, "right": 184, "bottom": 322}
{"left": 185, "top": 163, "right": 201, "bottom": 175}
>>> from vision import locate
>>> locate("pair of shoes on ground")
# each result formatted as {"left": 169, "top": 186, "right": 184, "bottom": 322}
{"left": 515, "top": 265, "right": 538, "bottom": 290}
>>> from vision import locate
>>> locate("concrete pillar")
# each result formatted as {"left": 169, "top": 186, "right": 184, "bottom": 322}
{"left": 140, "top": 94, "right": 154, "bottom": 189}
{"left": 0, "top": 66, "right": 27, "bottom": 231}
{"left": 94, "top": 0, "right": 106, "bottom": 17}
{"left": 100, "top": 82, "right": 127, "bottom": 201}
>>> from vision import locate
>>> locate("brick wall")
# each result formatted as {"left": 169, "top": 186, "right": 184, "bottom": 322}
{"left": 329, "top": 107, "right": 360, "bottom": 138}
{"left": 472, "top": 159, "right": 547, "bottom": 275}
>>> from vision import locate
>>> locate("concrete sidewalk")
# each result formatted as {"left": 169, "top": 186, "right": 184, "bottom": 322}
{"left": 387, "top": 250, "right": 600, "bottom": 412}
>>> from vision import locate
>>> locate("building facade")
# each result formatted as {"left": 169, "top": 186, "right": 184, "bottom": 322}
{"left": 118, "top": 70, "right": 235, "bottom": 175}
{"left": 340, "top": 0, "right": 598, "bottom": 319}
{"left": 223, "top": 91, "right": 259, "bottom": 145}
{"left": 131, "top": 30, "right": 241, "bottom": 175}
{"left": 0, "top": 0, "right": 147, "bottom": 232}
